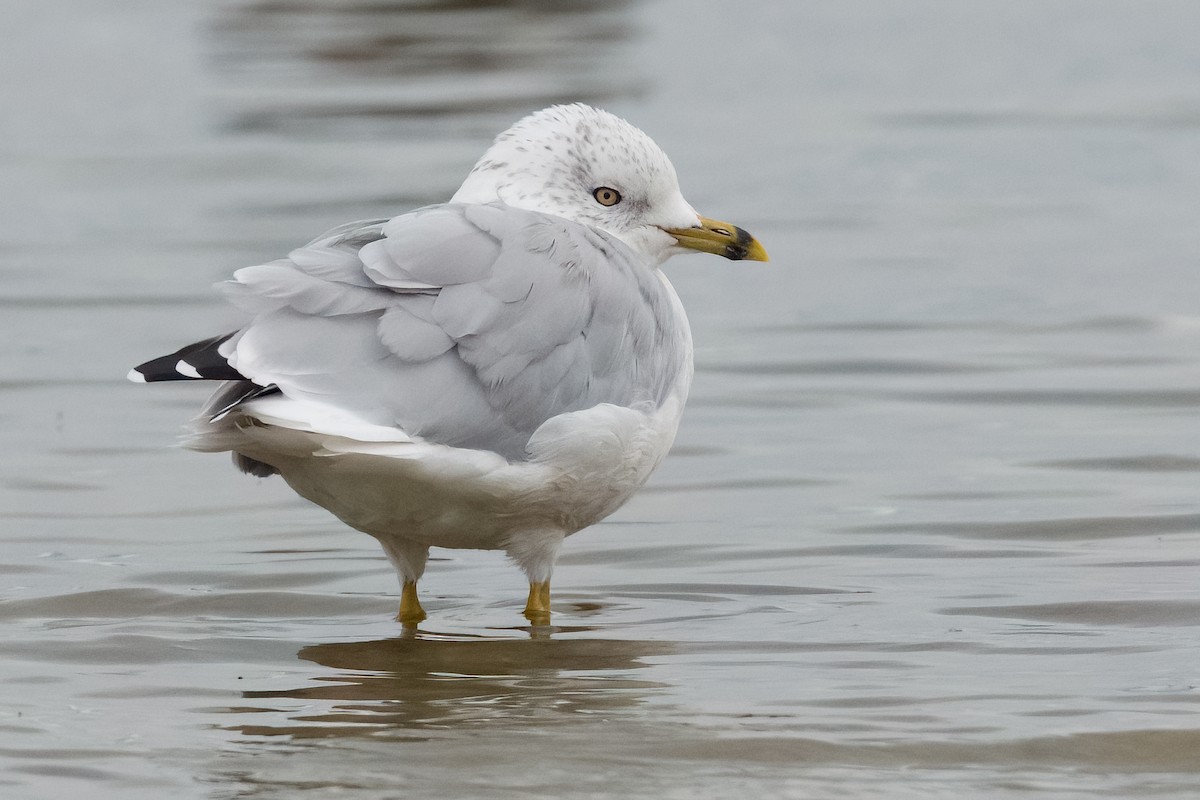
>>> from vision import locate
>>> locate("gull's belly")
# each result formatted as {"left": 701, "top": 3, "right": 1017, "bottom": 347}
{"left": 256, "top": 388, "right": 688, "bottom": 552}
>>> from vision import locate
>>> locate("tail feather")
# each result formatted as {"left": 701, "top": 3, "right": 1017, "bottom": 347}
{"left": 134, "top": 336, "right": 284, "bottom": 481}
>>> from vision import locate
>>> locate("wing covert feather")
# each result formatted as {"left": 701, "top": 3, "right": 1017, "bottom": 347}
{"left": 223, "top": 203, "right": 689, "bottom": 461}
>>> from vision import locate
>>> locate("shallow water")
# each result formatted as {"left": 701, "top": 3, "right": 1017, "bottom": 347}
{"left": 3, "top": 1, "right": 1199, "bottom": 797}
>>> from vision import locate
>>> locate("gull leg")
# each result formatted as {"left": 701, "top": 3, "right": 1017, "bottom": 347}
{"left": 506, "top": 529, "right": 564, "bottom": 626}
{"left": 399, "top": 580, "right": 427, "bottom": 624}
{"left": 523, "top": 580, "right": 551, "bottom": 625}
{"left": 379, "top": 537, "right": 430, "bottom": 626}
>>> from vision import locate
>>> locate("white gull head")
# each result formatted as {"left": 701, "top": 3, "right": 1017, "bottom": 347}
{"left": 450, "top": 104, "right": 766, "bottom": 266}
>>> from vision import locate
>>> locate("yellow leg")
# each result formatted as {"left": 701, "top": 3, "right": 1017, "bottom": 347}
{"left": 523, "top": 580, "right": 552, "bottom": 624}
{"left": 397, "top": 580, "right": 427, "bottom": 624}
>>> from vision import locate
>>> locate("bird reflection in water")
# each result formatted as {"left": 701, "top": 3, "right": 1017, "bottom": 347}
{"left": 228, "top": 631, "right": 675, "bottom": 737}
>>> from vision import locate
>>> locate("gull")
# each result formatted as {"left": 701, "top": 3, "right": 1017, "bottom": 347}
{"left": 129, "top": 104, "right": 767, "bottom": 625}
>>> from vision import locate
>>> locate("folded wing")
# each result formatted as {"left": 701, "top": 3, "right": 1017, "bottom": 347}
{"left": 201, "top": 202, "right": 688, "bottom": 461}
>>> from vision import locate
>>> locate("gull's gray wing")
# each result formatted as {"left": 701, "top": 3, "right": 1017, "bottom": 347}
{"left": 218, "top": 202, "right": 690, "bottom": 461}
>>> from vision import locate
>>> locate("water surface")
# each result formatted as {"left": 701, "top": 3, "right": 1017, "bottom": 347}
{"left": 2, "top": 1, "right": 1199, "bottom": 797}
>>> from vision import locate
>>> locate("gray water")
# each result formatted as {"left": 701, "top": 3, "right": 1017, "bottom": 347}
{"left": 3, "top": 1, "right": 1199, "bottom": 797}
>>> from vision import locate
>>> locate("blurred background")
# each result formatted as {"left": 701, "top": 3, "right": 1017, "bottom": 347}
{"left": 2, "top": 1, "right": 1198, "bottom": 798}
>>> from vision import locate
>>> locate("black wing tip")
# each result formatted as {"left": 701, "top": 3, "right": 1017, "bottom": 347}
{"left": 207, "top": 381, "right": 280, "bottom": 422}
{"left": 129, "top": 333, "right": 246, "bottom": 383}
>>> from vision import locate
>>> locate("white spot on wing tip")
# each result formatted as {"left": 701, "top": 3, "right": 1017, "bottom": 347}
{"left": 175, "top": 360, "right": 202, "bottom": 379}
{"left": 126, "top": 368, "right": 147, "bottom": 383}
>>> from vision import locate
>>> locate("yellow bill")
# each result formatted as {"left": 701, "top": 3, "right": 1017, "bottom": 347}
{"left": 665, "top": 216, "right": 769, "bottom": 262}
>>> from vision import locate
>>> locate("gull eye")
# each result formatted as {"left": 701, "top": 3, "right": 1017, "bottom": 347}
{"left": 592, "top": 186, "right": 622, "bottom": 207}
